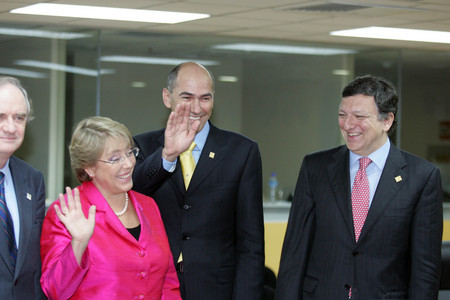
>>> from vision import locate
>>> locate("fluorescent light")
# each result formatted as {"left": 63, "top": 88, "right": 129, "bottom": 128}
{"left": 332, "top": 69, "right": 351, "bottom": 76}
{"left": 0, "top": 67, "right": 47, "bottom": 78}
{"left": 0, "top": 27, "right": 92, "bottom": 39}
{"left": 131, "top": 81, "right": 146, "bottom": 88}
{"left": 11, "top": 3, "right": 209, "bottom": 24}
{"left": 212, "top": 43, "right": 356, "bottom": 55}
{"left": 101, "top": 56, "right": 220, "bottom": 66}
{"left": 218, "top": 76, "right": 238, "bottom": 82}
{"left": 15, "top": 60, "right": 115, "bottom": 77}
{"left": 331, "top": 26, "right": 450, "bottom": 44}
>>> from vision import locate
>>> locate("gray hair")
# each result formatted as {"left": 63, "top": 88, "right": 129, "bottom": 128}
{"left": 0, "top": 76, "right": 34, "bottom": 122}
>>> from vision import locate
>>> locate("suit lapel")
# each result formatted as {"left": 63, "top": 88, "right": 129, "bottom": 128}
{"left": 358, "top": 146, "right": 407, "bottom": 242}
{"left": 328, "top": 146, "right": 355, "bottom": 239}
{"left": 0, "top": 194, "right": 13, "bottom": 273}
{"left": 9, "top": 157, "right": 32, "bottom": 275}
{"left": 186, "top": 124, "right": 226, "bottom": 194}
{"left": 80, "top": 182, "right": 137, "bottom": 244}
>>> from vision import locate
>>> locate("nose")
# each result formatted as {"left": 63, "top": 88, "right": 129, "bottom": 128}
{"left": 342, "top": 116, "right": 355, "bottom": 130}
{"left": 1, "top": 116, "right": 16, "bottom": 133}
{"left": 122, "top": 153, "right": 135, "bottom": 168}
{"left": 190, "top": 98, "right": 201, "bottom": 114}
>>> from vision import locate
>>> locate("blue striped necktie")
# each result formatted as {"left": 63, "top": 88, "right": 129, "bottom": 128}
{"left": 0, "top": 172, "right": 17, "bottom": 271}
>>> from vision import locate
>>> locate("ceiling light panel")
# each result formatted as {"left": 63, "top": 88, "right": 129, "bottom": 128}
{"left": 11, "top": 3, "right": 210, "bottom": 24}
{"left": 331, "top": 26, "right": 450, "bottom": 44}
{"left": 212, "top": 43, "right": 357, "bottom": 55}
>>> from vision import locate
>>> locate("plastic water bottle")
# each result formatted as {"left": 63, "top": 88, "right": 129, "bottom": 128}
{"left": 268, "top": 172, "right": 278, "bottom": 203}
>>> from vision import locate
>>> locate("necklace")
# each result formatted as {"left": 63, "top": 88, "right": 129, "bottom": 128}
{"left": 115, "top": 192, "right": 128, "bottom": 216}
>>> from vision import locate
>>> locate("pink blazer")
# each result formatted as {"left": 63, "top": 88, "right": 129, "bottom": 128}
{"left": 40, "top": 181, "right": 181, "bottom": 300}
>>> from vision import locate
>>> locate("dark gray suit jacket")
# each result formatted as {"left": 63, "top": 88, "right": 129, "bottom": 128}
{"left": 132, "top": 122, "right": 265, "bottom": 300}
{"left": 0, "top": 156, "right": 46, "bottom": 299}
{"left": 276, "top": 144, "right": 443, "bottom": 300}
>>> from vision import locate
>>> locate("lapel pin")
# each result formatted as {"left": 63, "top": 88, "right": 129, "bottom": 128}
{"left": 395, "top": 176, "right": 402, "bottom": 182}
{"left": 26, "top": 193, "right": 32, "bottom": 200}
{"left": 209, "top": 152, "right": 215, "bottom": 159}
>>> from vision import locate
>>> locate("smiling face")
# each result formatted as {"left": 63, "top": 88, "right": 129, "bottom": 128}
{"left": 85, "top": 137, "right": 135, "bottom": 200}
{"left": 0, "top": 83, "right": 27, "bottom": 165}
{"left": 338, "top": 94, "right": 394, "bottom": 157}
{"left": 163, "top": 63, "right": 214, "bottom": 133}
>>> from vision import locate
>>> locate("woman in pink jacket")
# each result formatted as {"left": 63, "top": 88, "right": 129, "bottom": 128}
{"left": 40, "top": 116, "right": 181, "bottom": 300}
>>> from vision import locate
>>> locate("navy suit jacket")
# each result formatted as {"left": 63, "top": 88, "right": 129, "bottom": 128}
{"left": 276, "top": 144, "right": 443, "bottom": 300}
{"left": 0, "top": 156, "right": 46, "bottom": 299}
{"left": 132, "top": 122, "right": 265, "bottom": 300}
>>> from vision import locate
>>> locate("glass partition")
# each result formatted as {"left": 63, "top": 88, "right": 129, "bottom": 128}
{"left": 0, "top": 25, "right": 448, "bottom": 201}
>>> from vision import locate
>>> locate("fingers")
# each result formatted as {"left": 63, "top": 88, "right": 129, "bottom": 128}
{"left": 65, "top": 186, "right": 76, "bottom": 212}
{"left": 73, "top": 188, "right": 81, "bottom": 211}
{"left": 173, "top": 103, "right": 188, "bottom": 130}
{"left": 179, "top": 102, "right": 191, "bottom": 126}
{"left": 57, "top": 187, "right": 82, "bottom": 218}
{"left": 88, "top": 205, "right": 96, "bottom": 224}
{"left": 166, "top": 111, "right": 175, "bottom": 130}
{"left": 189, "top": 119, "right": 200, "bottom": 138}
{"left": 54, "top": 204, "right": 65, "bottom": 222}
{"left": 166, "top": 103, "right": 189, "bottom": 134}
{"left": 58, "top": 192, "right": 69, "bottom": 215}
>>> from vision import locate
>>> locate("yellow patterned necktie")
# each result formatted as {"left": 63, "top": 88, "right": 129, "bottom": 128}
{"left": 180, "top": 142, "right": 196, "bottom": 189}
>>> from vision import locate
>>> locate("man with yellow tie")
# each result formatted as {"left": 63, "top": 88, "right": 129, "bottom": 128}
{"left": 132, "top": 62, "right": 265, "bottom": 300}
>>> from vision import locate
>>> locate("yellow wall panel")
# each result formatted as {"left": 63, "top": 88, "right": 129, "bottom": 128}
{"left": 264, "top": 222, "right": 287, "bottom": 275}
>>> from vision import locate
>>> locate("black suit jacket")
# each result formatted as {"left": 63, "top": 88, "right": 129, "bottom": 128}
{"left": 0, "top": 156, "right": 46, "bottom": 299}
{"left": 133, "top": 122, "right": 265, "bottom": 300}
{"left": 275, "top": 144, "right": 443, "bottom": 300}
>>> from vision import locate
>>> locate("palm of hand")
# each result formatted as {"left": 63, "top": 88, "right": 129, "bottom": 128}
{"left": 55, "top": 187, "right": 96, "bottom": 244}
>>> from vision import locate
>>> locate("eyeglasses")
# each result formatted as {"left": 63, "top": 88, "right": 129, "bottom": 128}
{"left": 98, "top": 147, "right": 139, "bottom": 166}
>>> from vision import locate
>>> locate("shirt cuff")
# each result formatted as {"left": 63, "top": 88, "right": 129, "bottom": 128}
{"left": 162, "top": 157, "right": 177, "bottom": 173}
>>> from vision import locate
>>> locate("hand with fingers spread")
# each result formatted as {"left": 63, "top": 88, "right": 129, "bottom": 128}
{"left": 162, "top": 102, "right": 200, "bottom": 162}
{"left": 55, "top": 186, "right": 96, "bottom": 265}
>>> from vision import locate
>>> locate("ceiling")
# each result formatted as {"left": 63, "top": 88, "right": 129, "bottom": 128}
{"left": 0, "top": 0, "right": 449, "bottom": 53}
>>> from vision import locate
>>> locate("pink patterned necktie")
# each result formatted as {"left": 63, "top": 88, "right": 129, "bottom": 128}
{"left": 352, "top": 157, "right": 372, "bottom": 242}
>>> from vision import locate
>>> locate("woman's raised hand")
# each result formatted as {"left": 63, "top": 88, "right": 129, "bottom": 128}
{"left": 55, "top": 187, "right": 96, "bottom": 265}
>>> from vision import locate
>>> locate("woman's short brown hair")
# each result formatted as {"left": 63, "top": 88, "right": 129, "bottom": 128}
{"left": 69, "top": 116, "right": 134, "bottom": 183}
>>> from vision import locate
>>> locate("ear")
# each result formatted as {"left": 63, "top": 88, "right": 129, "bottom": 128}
{"left": 84, "top": 167, "right": 95, "bottom": 178}
{"left": 162, "top": 88, "right": 172, "bottom": 109}
{"left": 383, "top": 112, "right": 395, "bottom": 132}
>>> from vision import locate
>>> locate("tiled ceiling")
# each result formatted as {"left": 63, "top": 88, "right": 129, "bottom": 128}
{"left": 0, "top": 0, "right": 449, "bottom": 52}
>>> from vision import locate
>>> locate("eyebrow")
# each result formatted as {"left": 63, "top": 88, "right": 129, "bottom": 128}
{"left": 178, "top": 91, "right": 213, "bottom": 98}
{"left": 0, "top": 113, "right": 27, "bottom": 117}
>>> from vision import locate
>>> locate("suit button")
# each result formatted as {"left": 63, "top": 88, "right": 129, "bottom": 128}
{"left": 353, "top": 250, "right": 360, "bottom": 256}
{"left": 183, "top": 204, "right": 191, "bottom": 210}
{"left": 182, "top": 235, "right": 190, "bottom": 240}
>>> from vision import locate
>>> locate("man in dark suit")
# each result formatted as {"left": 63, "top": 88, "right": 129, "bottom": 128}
{"left": 275, "top": 75, "right": 443, "bottom": 300}
{"left": 132, "top": 62, "right": 264, "bottom": 299}
{"left": 0, "top": 76, "right": 46, "bottom": 299}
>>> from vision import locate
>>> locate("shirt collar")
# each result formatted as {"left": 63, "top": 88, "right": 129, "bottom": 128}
{"left": 193, "top": 121, "right": 210, "bottom": 152}
{"left": 0, "top": 159, "right": 11, "bottom": 178}
{"left": 349, "top": 138, "right": 391, "bottom": 170}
